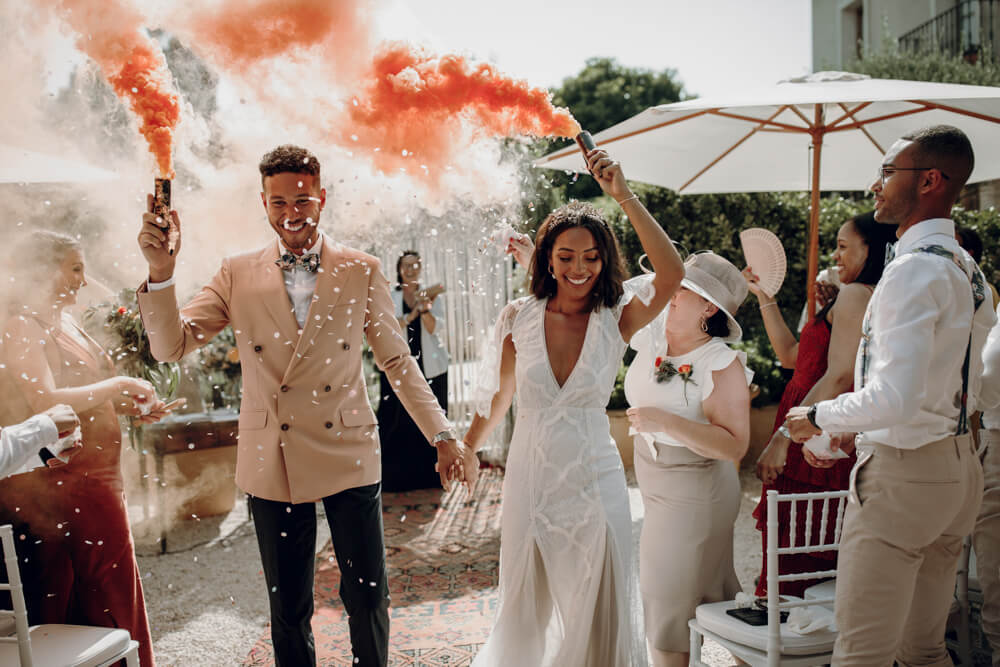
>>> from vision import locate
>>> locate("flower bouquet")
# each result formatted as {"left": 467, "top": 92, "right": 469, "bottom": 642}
{"left": 82, "top": 288, "right": 180, "bottom": 399}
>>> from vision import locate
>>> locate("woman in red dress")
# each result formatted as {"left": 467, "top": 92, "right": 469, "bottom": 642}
{"left": 0, "top": 231, "right": 169, "bottom": 666}
{"left": 744, "top": 212, "right": 897, "bottom": 597}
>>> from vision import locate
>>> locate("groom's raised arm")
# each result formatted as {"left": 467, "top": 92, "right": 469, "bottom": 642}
{"left": 137, "top": 255, "right": 233, "bottom": 363}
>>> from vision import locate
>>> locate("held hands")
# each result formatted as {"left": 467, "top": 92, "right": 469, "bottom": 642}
{"left": 755, "top": 431, "right": 790, "bottom": 485}
{"left": 458, "top": 443, "right": 481, "bottom": 491}
{"left": 434, "top": 438, "right": 467, "bottom": 492}
{"left": 584, "top": 149, "right": 632, "bottom": 203}
{"left": 138, "top": 193, "right": 181, "bottom": 281}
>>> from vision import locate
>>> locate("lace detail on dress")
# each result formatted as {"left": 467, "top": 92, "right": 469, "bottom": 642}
{"left": 471, "top": 295, "right": 647, "bottom": 666}
{"left": 474, "top": 297, "right": 530, "bottom": 419}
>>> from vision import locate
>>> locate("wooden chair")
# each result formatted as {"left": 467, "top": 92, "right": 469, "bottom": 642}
{"left": 0, "top": 524, "right": 140, "bottom": 666}
{"left": 689, "top": 489, "right": 848, "bottom": 667}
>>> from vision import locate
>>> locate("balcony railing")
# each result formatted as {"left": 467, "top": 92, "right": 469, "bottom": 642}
{"left": 899, "top": 0, "right": 999, "bottom": 60}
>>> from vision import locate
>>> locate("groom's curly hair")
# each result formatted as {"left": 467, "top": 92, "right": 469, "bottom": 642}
{"left": 259, "top": 144, "right": 321, "bottom": 188}
{"left": 529, "top": 201, "right": 627, "bottom": 311}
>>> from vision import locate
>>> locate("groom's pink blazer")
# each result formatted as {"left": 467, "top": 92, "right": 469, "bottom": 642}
{"left": 137, "top": 237, "right": 449, "bottom": 503}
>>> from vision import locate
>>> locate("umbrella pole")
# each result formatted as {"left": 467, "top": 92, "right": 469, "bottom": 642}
{"left": 806, "top": 106, "right": 824, "bottom": 319}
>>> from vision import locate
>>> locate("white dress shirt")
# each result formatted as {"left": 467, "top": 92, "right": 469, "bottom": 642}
{"left": 816, "top": 218, "right": 997, "bottom": 449}
{"left": 150, "top": 233, "right": 324, "bottom": 330}
{"left": 278, "top": 234, "right": 322, "bottom": 329}
{"left": 0, "top": 414, "right": 59, "bottom": 478}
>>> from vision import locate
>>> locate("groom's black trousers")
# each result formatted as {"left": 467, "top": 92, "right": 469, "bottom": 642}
{"left": 249, "top": 482, "right": 390, "bottom": 667}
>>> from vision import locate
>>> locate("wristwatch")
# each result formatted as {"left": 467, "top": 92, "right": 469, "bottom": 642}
{"left": 431, "top": 429, "right": 457, "bottom": 446}
{"left": 806, "top": 405, "right": 820, "bottom": 429}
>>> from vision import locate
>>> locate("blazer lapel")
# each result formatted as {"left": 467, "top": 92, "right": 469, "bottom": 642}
{"left": 258, "top": 242, "right": 302, "bottom": 347}
{"left": 288, "top": 237, "right": 347, "bottom": 363}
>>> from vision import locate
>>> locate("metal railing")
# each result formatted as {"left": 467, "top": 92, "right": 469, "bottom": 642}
{"left": 899, "top": 0, "right": 999, "bottom": 60}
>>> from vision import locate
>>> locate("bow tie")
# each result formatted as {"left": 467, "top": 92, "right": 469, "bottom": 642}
{"left": 276, "top": 252, "right": 320, "bottom": 273}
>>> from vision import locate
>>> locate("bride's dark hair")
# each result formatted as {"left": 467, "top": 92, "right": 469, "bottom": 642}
{"left": 529, "top": 201, "right": 627, "bottom": 311}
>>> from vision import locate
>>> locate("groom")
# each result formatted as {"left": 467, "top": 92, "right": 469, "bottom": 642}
{"left": 136, "top": 144, "right": 465, "bottom": 667}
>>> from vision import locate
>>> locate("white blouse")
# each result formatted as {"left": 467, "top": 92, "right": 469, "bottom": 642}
{"left": 623, "top": 278, "right": 752, "bottom": 459}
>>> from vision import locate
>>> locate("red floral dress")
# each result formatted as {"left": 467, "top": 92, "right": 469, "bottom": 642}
{"left": 751, "top": 314, "right": 856, "bottom": 597}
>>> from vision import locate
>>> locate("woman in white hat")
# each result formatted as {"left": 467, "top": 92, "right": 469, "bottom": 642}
{"left": 624, "top": 251, "right": 752, "bottom": 667}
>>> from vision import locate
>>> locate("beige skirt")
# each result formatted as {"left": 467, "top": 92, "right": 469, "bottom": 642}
{"left": 634, "top": 438, "right": 742, "bottom": 652}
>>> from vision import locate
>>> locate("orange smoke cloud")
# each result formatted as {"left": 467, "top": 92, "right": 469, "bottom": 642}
{"left": 187, "top": 0, "right": 369, "bottom": 66}
{"left": 338, "top": 44, "right": 580, "bottom": 175}
{"left": 182, "top": 0, "right": 578, "bottom": 180}
{"left": 44, "top": 0, "right": 180, "bottom": 177}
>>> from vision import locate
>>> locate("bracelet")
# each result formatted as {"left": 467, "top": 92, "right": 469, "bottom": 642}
{"left": 759, "top": 302, "right": 779, "bottom": 311}
{"left": 778, "top": 425, "right": 791, "bottom": 439}
{"left": 616, "top": 194, "right": 639, "bottom": 206}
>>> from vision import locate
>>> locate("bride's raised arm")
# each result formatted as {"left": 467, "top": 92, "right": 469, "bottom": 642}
{"left": 584, "top": 149, "right": 684, "bottom": 342}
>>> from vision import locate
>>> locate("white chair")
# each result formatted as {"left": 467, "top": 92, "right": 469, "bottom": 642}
{"left": 0, "top": 524, "right": 140, "bottom": 666}
{"left": 689, "top": 489, "right": 848, "bottom": 667}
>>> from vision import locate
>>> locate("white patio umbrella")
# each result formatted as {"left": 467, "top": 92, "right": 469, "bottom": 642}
{"left": 535, "top": 72, "right": 1000, "bottom": 314}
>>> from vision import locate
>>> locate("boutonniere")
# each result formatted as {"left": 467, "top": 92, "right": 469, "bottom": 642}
{"left": 653, "top": 357, "right": 698, "bottom": 405}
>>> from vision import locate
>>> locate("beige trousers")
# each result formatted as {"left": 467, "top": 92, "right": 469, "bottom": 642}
{"left": 974, "top": 429, "right": 1000, "bottom": 667}
{"left": 833, "top": 434, "right": 983, "bottom": 667}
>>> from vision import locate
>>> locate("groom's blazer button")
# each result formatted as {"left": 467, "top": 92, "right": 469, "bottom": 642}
{"left": 324, "top": 385, "right": 332, "bottom": 392}
{"left": 280, "top": 385, "right": 289, "bottom": 392}
{"left": 254, "top": 345, "right": 263, "bottom": 352}
{"left": 325, "top": 421, "right": 333, "bottom": 429}
{"left": 342, "top": 342, "right": 351, "bottom": 350}
{"left": 281, "top": 423, "right": 290, "bottom": 431}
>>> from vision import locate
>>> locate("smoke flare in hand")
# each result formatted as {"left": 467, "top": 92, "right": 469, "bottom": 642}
{"left": 45, "top": 0, "right": 180, "bottom": 177}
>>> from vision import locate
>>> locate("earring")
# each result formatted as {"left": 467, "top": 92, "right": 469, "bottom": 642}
{"left": 550, "top": 266, "right": 556, "bottom": 277}
{"left": 700, "top": 317, "right": 708, "bottom": 333}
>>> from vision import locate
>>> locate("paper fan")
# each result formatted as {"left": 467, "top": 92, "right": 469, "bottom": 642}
{"left": 740, "top": 228, "right": 787, "bottom": 297}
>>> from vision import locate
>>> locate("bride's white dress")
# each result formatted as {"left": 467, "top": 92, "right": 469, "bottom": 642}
{"left": 472, "top": 284, "right": 652, "bottom": 667}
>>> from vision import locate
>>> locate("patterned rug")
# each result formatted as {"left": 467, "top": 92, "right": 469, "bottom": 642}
{"left": 244, "top": 468, "right": 503, "bottom": 667}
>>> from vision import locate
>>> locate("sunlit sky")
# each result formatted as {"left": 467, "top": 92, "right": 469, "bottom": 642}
{"left": 380, "top": 0, "right": 813, "bottom": 99}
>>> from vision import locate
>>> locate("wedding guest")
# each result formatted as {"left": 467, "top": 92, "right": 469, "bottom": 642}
{"left": 624, "top": 252, "right": 751, "bottom": 667}
{"left": 137, "top": 145, "right": 464, "bottom": 667}
{"left": 789, "top": 125, "right": 994, "bottom": 666}
{"left": 462, "top": 148, "right": 685, "bottom": 666}
{"left": 957, "top": 225, "right": 1000, "bottom": 308}
{"left": 379, "top": 250, "right": 449, "bottom": 491}
{"left": 974, "top": 310, "right": 1000, "bottom": 666}
{"left": 745, "top": 211, "right": 896, "bottom": 597}
{"left": 0, "top": 230, "right": 168, "bottom": 667}
{"left": 0, "top": 404, "right": 80, "bottom": 478}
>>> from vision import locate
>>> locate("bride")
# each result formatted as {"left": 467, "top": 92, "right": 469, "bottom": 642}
{"left": 460, "top": 149, "right": 685, "bottom": 666}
